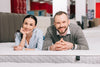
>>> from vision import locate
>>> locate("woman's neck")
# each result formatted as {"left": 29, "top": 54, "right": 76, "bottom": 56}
{"left": 26, "top": 32, "right": 33, "bottom": 45}
{"left": 26, "top": 32, "right": 32, "bottom": 38}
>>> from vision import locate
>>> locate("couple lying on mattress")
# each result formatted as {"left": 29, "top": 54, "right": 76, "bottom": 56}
{"left": 14, "top": 11, "right": 89, "bottom": 51}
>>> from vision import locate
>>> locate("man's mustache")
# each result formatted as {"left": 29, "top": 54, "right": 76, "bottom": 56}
{"left": 58, "top": 27, "right": 66, "bottom": 29}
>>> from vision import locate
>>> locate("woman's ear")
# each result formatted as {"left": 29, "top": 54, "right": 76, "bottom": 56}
{"left": 34, "top": 25, "right": 37, "bottom": 28}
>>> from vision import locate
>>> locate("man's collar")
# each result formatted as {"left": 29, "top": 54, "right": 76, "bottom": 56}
{"left": 57, "top": 26, "right": 71, "bottom": 36}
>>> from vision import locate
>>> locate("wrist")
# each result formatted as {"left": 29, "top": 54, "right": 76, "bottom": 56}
{"left": 23, "top": 34, "right": 26, "bottom": 38}
{"left": 50, "top": 45, "right": 55, "bottom": 51}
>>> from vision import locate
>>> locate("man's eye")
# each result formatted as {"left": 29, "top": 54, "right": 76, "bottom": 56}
{"left": 57, "top": 22, "right": 60, "bottom": 24}
{"left": 63, "top": 21, "right": 66, "bottom": 23}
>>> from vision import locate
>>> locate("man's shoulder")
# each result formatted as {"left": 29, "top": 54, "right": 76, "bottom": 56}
{"left": 47, "top": 25, "right": 56, "bottom": 34}
{"left": 47, "top": 25, "right": 55, "bottom": 30}
{"left": 69, "top": 23, "right": 81, "bottom": 30}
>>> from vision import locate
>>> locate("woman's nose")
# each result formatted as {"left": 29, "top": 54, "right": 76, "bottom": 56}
{"left": 26, "top": 25, "right": 30, "bottom": 28}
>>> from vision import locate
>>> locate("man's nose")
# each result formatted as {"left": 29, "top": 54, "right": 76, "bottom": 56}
{"left": 60, "top": 23, "right": 64, "bottom": 27}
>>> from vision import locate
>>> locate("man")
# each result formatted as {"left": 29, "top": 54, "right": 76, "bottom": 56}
{"left": 42, "top": 11, "right": 89, "bottom": 51}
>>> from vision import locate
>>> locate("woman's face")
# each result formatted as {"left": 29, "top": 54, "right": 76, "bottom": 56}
{"left": 23, "top": 18, "right": 36, "bottom": 34}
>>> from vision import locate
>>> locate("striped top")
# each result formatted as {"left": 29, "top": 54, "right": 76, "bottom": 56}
{"left": 15, "top": 28, "right": 43, "bottom": 50}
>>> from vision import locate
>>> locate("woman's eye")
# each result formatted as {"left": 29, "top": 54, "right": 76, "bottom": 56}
{"left": 30, "top": 24, "right": 33, "bottom": 26}
{"left": 25, "top": 22, "right": 27, "bottom": 25}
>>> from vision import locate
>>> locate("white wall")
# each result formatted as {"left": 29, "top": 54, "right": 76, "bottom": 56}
{"left": 0, "top": 0, "right": 11, "bottom": 13}
{"left": 75, "top": 0, "right": 86, "bottom": 23}
{"left": 26, "top": 0, "right": 30, "bottom": 11}
{"left": 88, "top": 0, "right": 96, "bottom": 18}
{"left": 96, "top": 0, "right": 100, "bottom": 2}
{"left": 88, "top": 0, "right": 96, "bottom": 10}
{"left": 53, "top": 0, "right": 67, "bottom": 17}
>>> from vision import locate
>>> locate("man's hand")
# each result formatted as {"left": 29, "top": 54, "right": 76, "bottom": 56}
{"left": 50, "top": 38, "right": 73, "bottom": 51}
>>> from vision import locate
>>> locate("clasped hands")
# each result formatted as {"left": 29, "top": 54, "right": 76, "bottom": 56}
{"left": 50, "top": 38, "right": 73, "bottom": 51}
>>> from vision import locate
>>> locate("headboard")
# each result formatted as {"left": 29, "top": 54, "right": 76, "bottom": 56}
{"left": 0, "top": 12, "right": 51, "bottom": 42}
{"left": 0, "top": 12, "right": 26, "bottom": 42}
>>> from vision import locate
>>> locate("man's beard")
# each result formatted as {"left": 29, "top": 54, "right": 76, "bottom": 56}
{"left": 57, "top": 26, "right": 68, "bottom": 34}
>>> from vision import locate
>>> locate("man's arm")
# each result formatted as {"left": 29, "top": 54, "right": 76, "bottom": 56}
{"left": 42, "top": 28, "right": 53, "bottom": 50}
{"left": 74, "top": 26, "right": 89, "bottom": 50}
{"left": 50, "top": 38, "right": 74, "bottom": 51}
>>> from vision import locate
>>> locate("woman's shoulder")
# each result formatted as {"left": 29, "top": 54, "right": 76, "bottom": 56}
{"left": 34, "top": 28, "right": 43, "bottom": 33}
{"left": 15, "top": 31, "right": 22, "bottom": 38}
{"left": 15, "top": 32, "right": 21, "bottom": 36}
{"left": 33, "top": 28, "right": 43, "bottom": 37}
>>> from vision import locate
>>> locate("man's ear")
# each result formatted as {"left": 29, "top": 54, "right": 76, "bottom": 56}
{"left": 53, "top": 22, "right": 55, "bottom": 25}
{"left": 68, "top": 20, "right": 70, "bottom": 25}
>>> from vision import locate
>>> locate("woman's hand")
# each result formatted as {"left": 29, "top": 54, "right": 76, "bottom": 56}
{"left": 20, "top": 27, "right": 26, "bottom": 38}
{"left": 13, "top": 46, "right": 23, "bottom": 51}
{"left": 24, "top": 48, "right": 35, "bottom": 50}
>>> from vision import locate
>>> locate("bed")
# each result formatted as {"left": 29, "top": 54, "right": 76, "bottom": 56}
{"left": 0, "top": 25, "right": 100, "bottom": 64}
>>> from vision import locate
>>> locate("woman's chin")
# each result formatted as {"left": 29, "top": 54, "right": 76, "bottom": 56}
{"left": 26, "top": 31, "right": 32, "bottom": 34}
{"left": 25, "top": 32, "right": 30, "bottom": 34}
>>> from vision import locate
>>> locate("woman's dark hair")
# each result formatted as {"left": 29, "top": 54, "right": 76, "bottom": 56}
{"left": 23, "top": 15, "right": 37, "bottom": 26}
{"left": 16, "top": 15, "right": 37, "bottom": 39}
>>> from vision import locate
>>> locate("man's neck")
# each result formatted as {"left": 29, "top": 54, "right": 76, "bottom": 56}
{"left": 60, "top": 30, "right": 68, "bottom": 36}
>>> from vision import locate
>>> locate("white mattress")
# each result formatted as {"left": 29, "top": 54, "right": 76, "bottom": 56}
{"left": 0, "top": 25, "right": 100, "bottom": 63}
{"left": 0, "top": 44, "right": 100, "bottom": 64}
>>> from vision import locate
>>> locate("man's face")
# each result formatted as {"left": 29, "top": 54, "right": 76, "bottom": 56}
{"left": 54, "top": 14, "right": 70, "bottom": 34}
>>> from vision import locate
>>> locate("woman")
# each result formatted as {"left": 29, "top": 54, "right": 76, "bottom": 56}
{"left": 14, "top": 15, "right": 43, "bottom": 51}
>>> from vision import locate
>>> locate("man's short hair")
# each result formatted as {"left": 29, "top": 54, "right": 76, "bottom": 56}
{"left": 54, "top": 11, "right": 68, "bottom": 20}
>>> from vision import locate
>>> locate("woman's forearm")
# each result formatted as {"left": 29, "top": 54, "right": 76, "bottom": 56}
{"left": 19, "top": 35, "right": 26, "bottom": 49}
{"left": 24, "top": 48, "right": 35, "bottom": 50}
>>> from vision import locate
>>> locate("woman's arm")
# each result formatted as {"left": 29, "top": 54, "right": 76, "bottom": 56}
{"left": 14, "top": 28, "right": 26, "bottom": 50}
{"left": 35, "top": 30, "right": 43, "bottom": 50}
{"left": 14, "top": 34, "right": 26, "bottom": 50}
{"left": 21, "top": 29, "right": 43, "bottom": 51}
{"left": 24, "top": 48, "right": 35, "bottom": 50}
